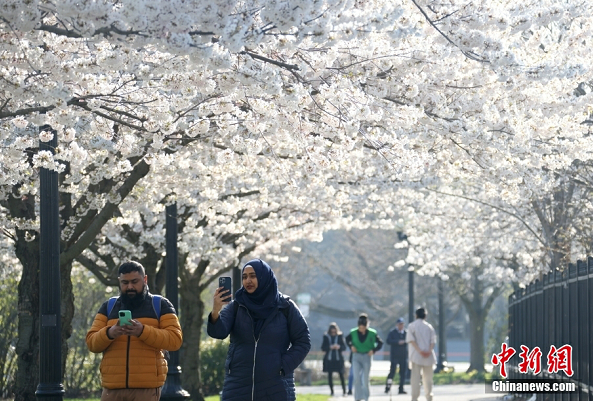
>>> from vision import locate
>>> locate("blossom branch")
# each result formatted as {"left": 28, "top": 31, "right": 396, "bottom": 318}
{"left": 241, "top": 50, "right": 300, "bottom": 71}
{"left": 60, "top": 158, "right": 151, "bottom": 266}
{"left": 409, "top": 0, "right": 489, "bottom": 63}
{"left": 37, "top": 23, "right": 148, "bottom": 38}
{"left": 425, "top": 187, "right": 546, "bottom": 246}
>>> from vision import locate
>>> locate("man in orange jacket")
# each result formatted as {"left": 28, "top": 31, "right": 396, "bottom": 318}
{"left": 86, "top": 261, "right": 183, "bottom": 401}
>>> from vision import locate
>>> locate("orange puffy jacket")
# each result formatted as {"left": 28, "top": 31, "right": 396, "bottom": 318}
{"left": 86, "top": 294, "right": 183, "bottom": 389}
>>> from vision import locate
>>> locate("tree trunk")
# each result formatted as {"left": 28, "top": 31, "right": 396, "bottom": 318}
{"left": 139, "top": 244, "right": 165, "bottom": 294}
{"left": 466, "top": 306, "right": 486, "bottom": 373}
{"left": 10, "top": 189, "right": 40, "bottom": 401}
{"left": 60, "top": 261, "right": 75, "bottom": 378}
{"left": 450, "top": 267, "right": 503, "bottom": 374}
{"left": 14, "top": 236, "right": 40, "bottom": 401}
{"left": 59, "top": 164, "right": 76, "bottom": 378}
{"left": 180, "top": 274, "right": 206, "bottom": 401}
{"left": 531, "top": 181, "right": 575, "bottom": 270}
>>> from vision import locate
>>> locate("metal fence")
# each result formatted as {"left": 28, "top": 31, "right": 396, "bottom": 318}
{"left": 508, "top": 256, "right": 593, "bottom": 401}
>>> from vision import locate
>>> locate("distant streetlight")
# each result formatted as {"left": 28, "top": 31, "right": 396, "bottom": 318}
{"left": 434, "top": 278, "right": 447, "bottom": 373}
{"left": 396, "top": 232, "right": 415, "bottom": 325}
{"left": 408, "top": 265, "right": 415, "bottom": 325}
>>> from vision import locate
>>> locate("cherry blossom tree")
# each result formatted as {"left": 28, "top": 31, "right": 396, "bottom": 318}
{"left": 2, "top": 0, "right": 593, "bottom": 399}
{"left": 384, "top": 172, "right": 593, "bottom": 372}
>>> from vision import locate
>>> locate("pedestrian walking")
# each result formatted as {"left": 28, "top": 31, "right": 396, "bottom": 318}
{"left": 322, "top": 322, "right": 347, "bottom": 396}
{"left": 207, "top": 259, "right": 311, "bottom": 401}
{"left": 385, "top": 317, "right": 408, "bottom": 394}
{"left": 345, "top": 313, "right": 383, "bottom": 401}
{"left": 86, "top": 261, "right": 183, "bottom": 401}
{"left": 406, "top": 307, "right": 436, "bottom": 401}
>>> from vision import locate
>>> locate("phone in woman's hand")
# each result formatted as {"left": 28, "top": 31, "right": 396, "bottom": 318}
{"left": 219, "top": 277, "right": 232, "bottom": 302}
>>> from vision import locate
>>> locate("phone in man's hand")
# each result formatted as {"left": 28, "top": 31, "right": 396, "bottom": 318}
{"left": 219, "top": 276, "right": 232, "bottom": 302}
{"left": 119, "top": 310, "right": 132, "bottom": 326}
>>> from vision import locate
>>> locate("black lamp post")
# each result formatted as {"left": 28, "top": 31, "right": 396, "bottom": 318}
{"left": 36, "top": 126, "right": 65, "bottom": 400}
{"left": 434, "top": 278, "right": 447, "bottom": 373}
{"left": 408, "top": 266, "right": 415, "bottom": 325}
{"left": 161, "top": 203, "right": 190, "bottom": 400}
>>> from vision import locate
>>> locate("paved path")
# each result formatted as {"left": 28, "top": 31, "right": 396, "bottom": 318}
{"left": 302, "top": 360, "right": 494, "bottom": 378}
{"left": 296, "top": 383, "right": 502, "bottom": 401}
{"left": 296, "top": 361, "right": 501, "bottom": 401}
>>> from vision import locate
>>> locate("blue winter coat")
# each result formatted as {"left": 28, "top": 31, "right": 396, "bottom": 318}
{"left": 207, "top": 294, "right": 311, "bottom": 401}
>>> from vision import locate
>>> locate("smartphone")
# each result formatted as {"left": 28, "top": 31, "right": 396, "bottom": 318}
{"left": 219, "top": 276, "right": 232, "bottom": 302}
{"left": 119, "top": 310, "right": 132, "bottom": 326}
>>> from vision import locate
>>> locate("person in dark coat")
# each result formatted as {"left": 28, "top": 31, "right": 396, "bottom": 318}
{"left": 385, "top": 317, "right": 408, "bottom": 394}
{"left": 321, "top": 322, "right": 347, "bottom": 396}
{"left": 207, "top": 259, "right": 311, "bottom": 401}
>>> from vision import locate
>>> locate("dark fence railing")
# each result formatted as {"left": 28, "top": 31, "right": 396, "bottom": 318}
{"left": 508, "top": 256, "right": 593, "bottom": 401}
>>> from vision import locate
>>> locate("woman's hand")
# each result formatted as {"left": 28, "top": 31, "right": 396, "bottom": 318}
{"left": 210, "top": 286, "right": 232, "bottom": 323}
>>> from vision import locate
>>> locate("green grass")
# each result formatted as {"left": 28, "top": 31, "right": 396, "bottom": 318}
{"left": 296, "top": 395, "right": 330, "bottom": 401}
{"left": 432, "top": 370, "right": 499, "bottom": 385}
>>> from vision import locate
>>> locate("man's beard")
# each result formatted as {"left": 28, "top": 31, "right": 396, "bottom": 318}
{"left": 120, "top": 284, "right": 147, "bottom": 309}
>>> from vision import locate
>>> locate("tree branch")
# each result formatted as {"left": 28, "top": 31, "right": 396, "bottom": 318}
{"left": 75, "top": 253, "right": 117, "bottom": 286}
{"left": 241, "top": 50, "right": 300, "bottom": 71}
{"left": 409, "top": 0, "right": 489, "bottom": 63}
{"left": 37, "top": 23, "right": 148, "bottom": 38}
{"left": 0, "top": 105, "right": 55, "bottom": 119}
{"left": 60, "top": 158, "right": 151, "bottom": 266}
{"left": 425, "top": 187, "right": 546, "bottom": 246}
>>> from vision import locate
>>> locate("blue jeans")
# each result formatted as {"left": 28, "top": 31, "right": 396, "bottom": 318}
{"left": 352, "top": 353, "right": 372, "bottom": 401}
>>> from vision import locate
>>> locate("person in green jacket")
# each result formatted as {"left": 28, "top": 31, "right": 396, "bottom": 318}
{"left": 345, "top": 313, "right": 383, "bottom": 401}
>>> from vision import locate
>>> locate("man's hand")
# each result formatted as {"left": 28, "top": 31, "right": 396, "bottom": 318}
{"left": 351, "top": 346, "right": 357, "bottom": 353}
{"left": 368, "top": 350, "right": 374, "bottom": 356}
{"left": 420, "top": 350, "right": 431, "bottom": 358}
{"left": 107, "top": 324, "right": 127, "bottom": 339}
{"left": 122, "top": 319, "right": 144, "bottom": 337}
{"left": 108, "top": 320, "right": 144, "bottom": 339}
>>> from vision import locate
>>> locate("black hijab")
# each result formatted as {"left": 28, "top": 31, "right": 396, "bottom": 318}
{"left": 235, "top": 259, "right": 280, "bottom": 321}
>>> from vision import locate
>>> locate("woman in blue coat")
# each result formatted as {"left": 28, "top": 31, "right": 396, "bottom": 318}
{"left": 208, "top": 259, "right": 311, "bottom": 401}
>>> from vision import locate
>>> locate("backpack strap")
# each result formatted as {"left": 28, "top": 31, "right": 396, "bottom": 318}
{"left": 281, "top": 304, "right": 290, "bottom": 319}
{"left": 152, "top": 295, "right": 162, "bottom": 319}
{"left": 106, "top": 295, "right": 162, "bottom": 320}
{"left": 107, "top": 296, "right": 119, "bottom": 317}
